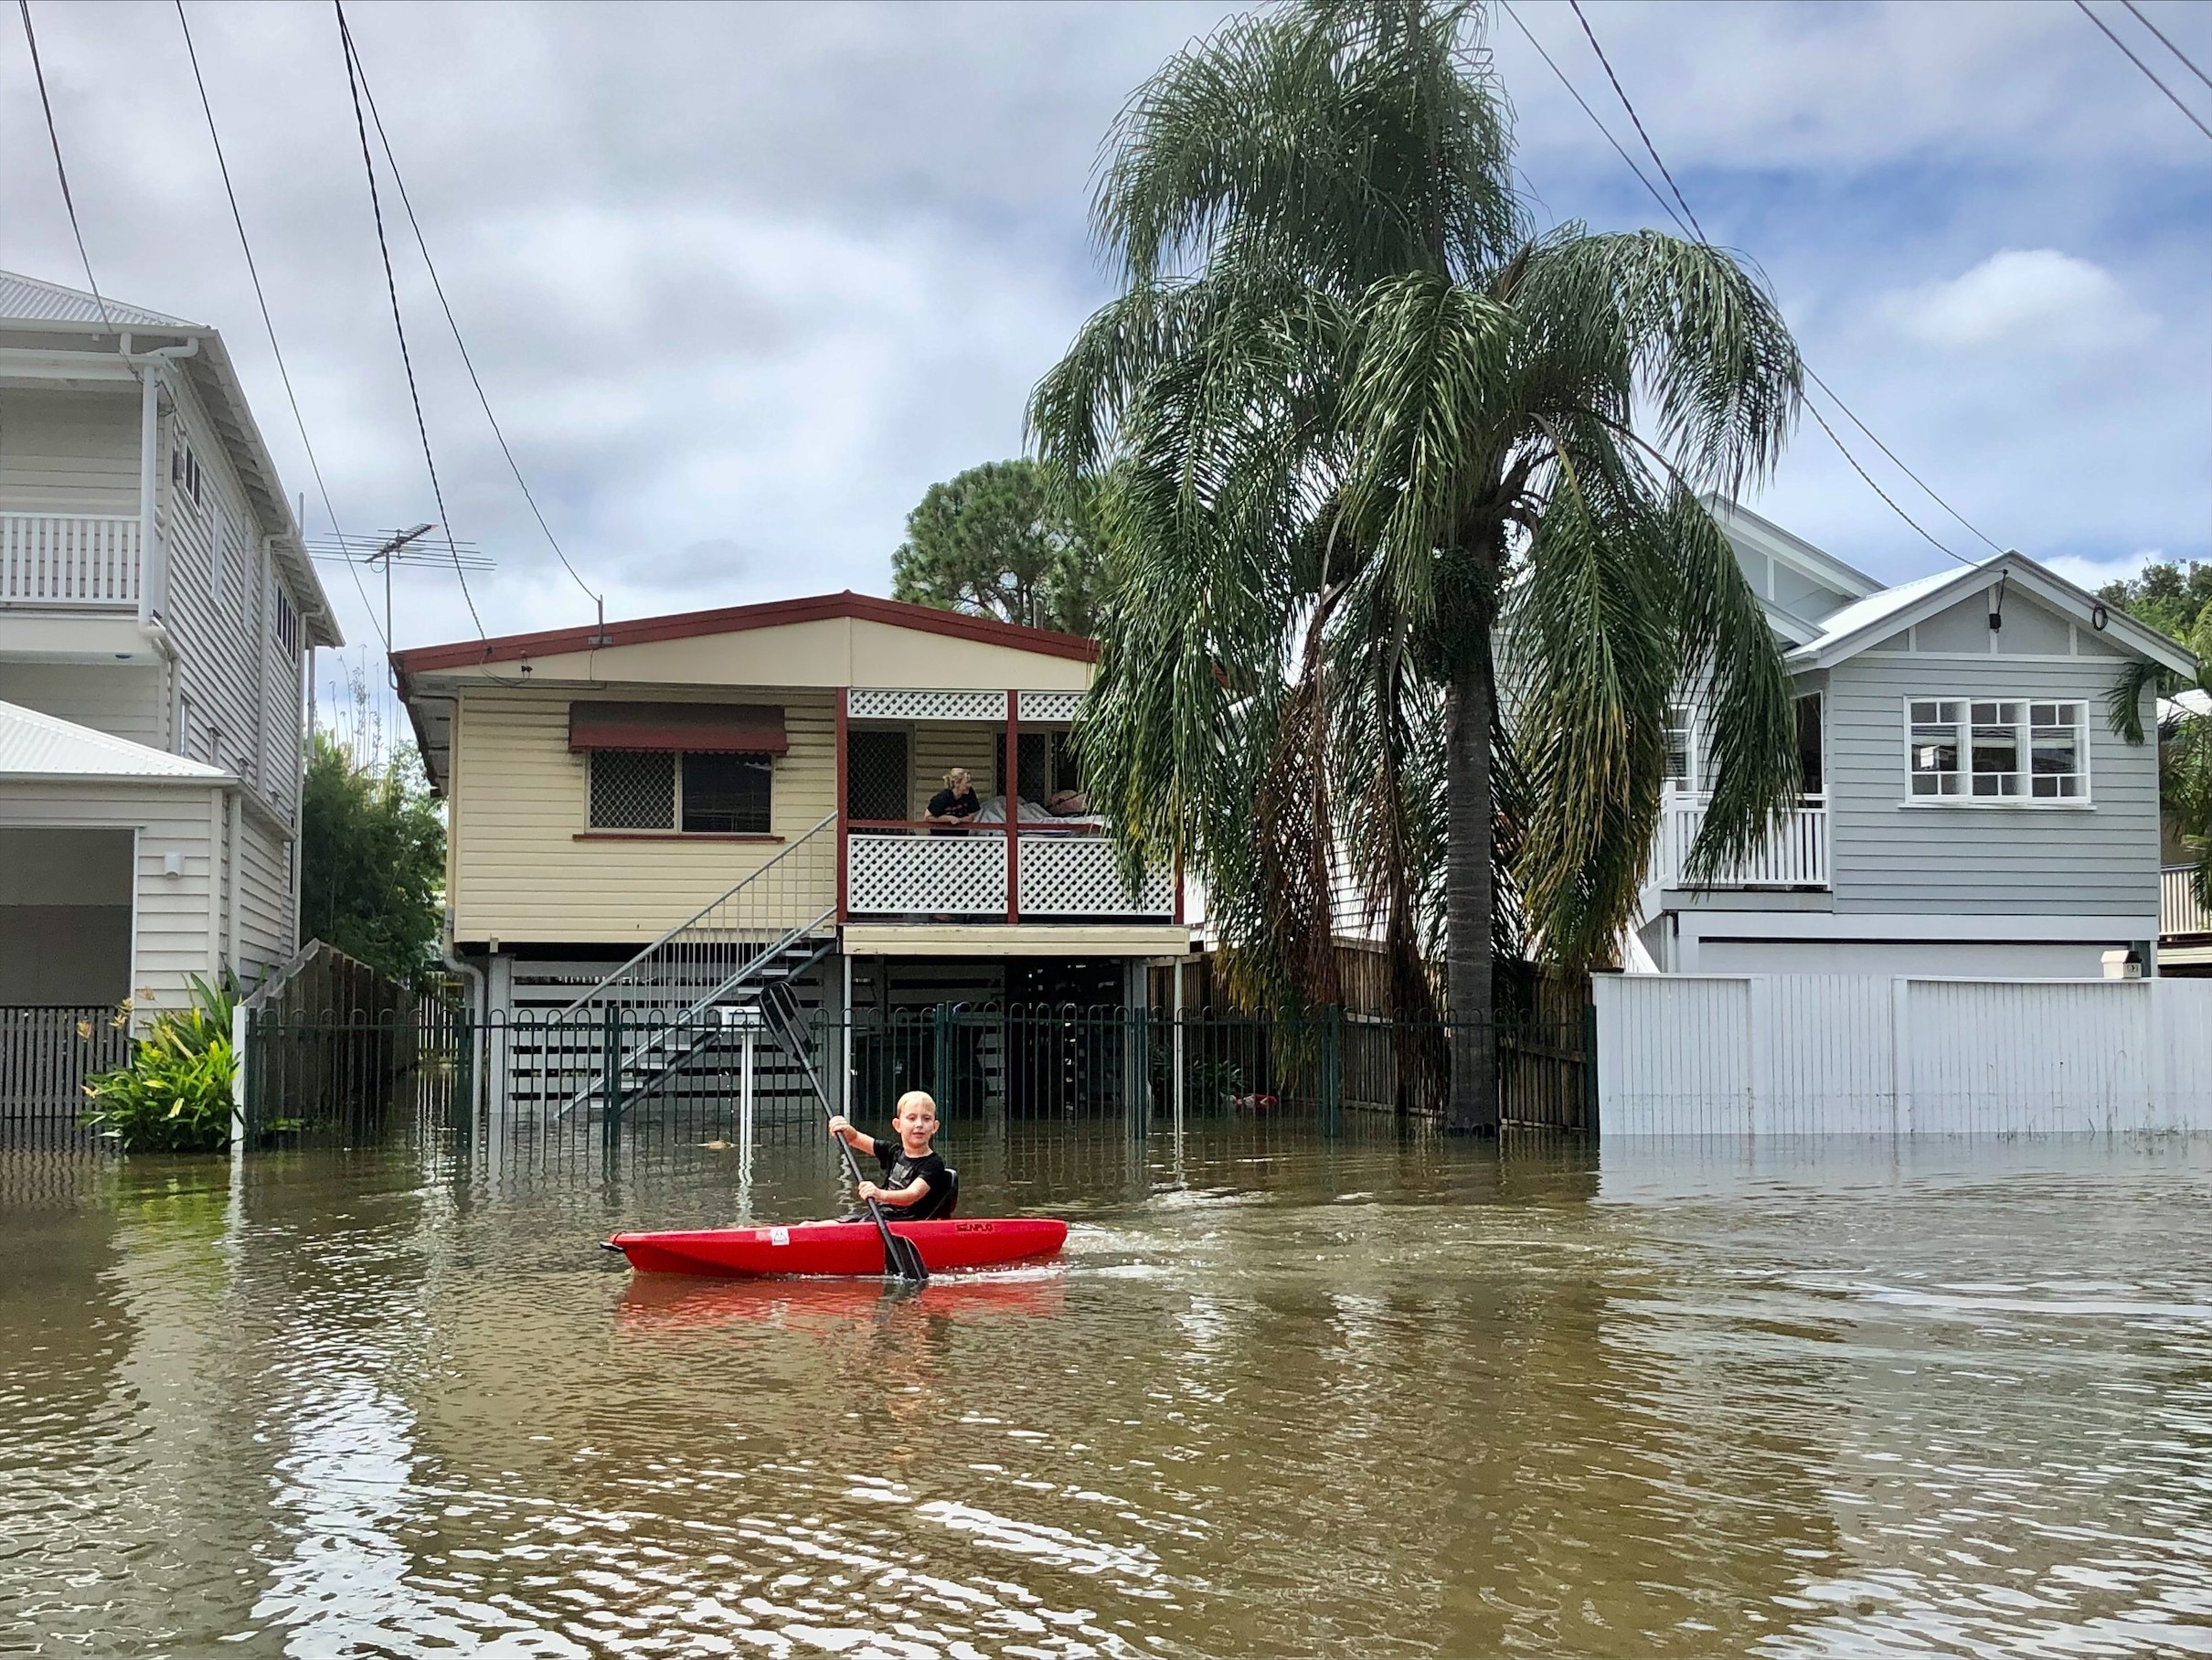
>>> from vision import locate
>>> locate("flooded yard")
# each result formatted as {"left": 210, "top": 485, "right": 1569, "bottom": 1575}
{"left": 4, "top": 1123, "right": 2210, "bottom": 1656}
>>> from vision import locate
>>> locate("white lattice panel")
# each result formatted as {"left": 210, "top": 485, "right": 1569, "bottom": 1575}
{"left": 1014, "top": 690, "right": 1085, "bottom": 724}
{"left": 847, "top": 833, "right": 1008, "bottom": 914}
{"left": 846, "top": 688, "right": 1005, "bottom": 722}
{"left": 1018, "top": 835, "right": 1175, "bottom": 918}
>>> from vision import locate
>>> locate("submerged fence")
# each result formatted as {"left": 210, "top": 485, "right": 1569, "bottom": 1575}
{"left": 0, "top": 1006, "right": 130, "bottom": 1152}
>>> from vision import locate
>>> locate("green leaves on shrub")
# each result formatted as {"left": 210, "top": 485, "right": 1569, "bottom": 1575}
{"left": 81, "top": 974, "right": 240, "bottom": 1154}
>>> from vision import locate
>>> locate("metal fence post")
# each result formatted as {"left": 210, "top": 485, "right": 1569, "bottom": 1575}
{"left": 1581, "top": 999, "right": 1599, "bottom": 1135}
{"left": 1322, "top": 1006, "right": 1342, "bottom": 1137}
{"left": 601, "top": 1002, "right": 622, "bottom": 1149}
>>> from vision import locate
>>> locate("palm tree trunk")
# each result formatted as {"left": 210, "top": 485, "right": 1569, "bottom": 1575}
{"left": 1444, "top": 655, "right": 1498, "bottom": 1133}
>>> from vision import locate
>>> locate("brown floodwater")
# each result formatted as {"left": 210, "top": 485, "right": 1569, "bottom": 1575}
{"left": 4, "top": 1121, "right": 2210, "bottom": 1657}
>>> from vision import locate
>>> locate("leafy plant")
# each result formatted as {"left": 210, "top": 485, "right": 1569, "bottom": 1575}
{"left": 81, "top": 974, "right": 240, "bottom": 1154}
{"left": 302, "top": 729, "right": 445, "bottom": 985}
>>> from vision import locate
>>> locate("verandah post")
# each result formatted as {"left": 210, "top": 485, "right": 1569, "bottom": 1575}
{"left": 1005, "top": 689, "right": 1020, "bottom": 924}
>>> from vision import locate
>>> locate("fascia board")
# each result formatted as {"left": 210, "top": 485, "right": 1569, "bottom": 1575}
{"left": 1706, "top": 495, "right": 1883, "bottom": 599}
{"left": 1790, "top": 566, "right": 1988, "bottom": 668}
{"left": 1999, "top": 556, "right": 2198, "bottom": 677}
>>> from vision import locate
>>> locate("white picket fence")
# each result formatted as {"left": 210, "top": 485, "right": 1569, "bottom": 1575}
{"left": 1595, "top": 974, "right": 2212, "bottom": 1135}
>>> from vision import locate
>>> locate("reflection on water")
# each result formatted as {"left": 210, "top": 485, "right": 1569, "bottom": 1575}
{"left": 3, "top": 1126, "right": 2210, "bottom": 1656}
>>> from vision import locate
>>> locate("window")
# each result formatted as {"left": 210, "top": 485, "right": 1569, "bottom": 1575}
{"left": 587, "top": 750, "right": 773, "bottom": 832}
{"left": 681, "top": 753, "right": 771, "bottom": 834}
{"left": 1663, "top": 703, "right": 1696, "bottom": 791}
{"left": 590, "top": 750, "right": 675, "bottom": 828}
{"left": 274, "top": 588, "right": 301, "bottom": 656}
{"left": 1908, "top": 698, "right": 2085, "bottom": 802}
{"left": 845, "top": 729, "right": 909, "bottom": 822}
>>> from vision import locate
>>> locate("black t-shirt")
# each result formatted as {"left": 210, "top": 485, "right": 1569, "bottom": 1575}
{"left": 875, "top": 1139, "right": 952, "bottom": 1219}
{"left": 927, "top": 787, "right": 979, "bottom": 819}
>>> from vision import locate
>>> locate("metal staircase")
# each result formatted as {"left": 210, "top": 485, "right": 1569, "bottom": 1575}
{"left": 547, "top": 813, "right": 839, "bottom": 1116}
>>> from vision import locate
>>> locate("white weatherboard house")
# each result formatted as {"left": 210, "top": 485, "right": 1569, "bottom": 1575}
{"left": 0, "top": 271, "right": 341, "bottom": 1015}
{"left": 1639, "top": 502, "right": 2196, "bottom": 977}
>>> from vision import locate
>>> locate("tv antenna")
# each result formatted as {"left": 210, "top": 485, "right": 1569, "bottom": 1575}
{"left": 306, "top": 524, "right": 493, "bottom": 662}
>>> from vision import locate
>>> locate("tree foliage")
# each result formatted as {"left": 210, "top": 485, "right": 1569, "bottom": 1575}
{"left": 2099, "top": 560, "right": 2212, "bottom": 646}
{"left": 891, "top": 458, "right": 1105, "bottom": 635}
{"left": 1030, "top": 0, "right": 1803, "bottom": 1124}
{"left": 301, "top": 731, "right": 445, "bottom": 984}
{"left": 2099, "top": 561, "right": 2212, "bottom": 909}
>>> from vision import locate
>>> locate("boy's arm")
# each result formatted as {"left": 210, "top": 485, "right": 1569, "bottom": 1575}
{"left": 857, "top": 1175, "right": 931, "bottom": 1208}
{"left": 825, "top": 1114, "right": 876, "bottom": 1155}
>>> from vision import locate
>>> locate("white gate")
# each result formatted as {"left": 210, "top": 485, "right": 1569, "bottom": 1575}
{"left": 1595, "top": 975, "right": 2212, "bottom": 1135}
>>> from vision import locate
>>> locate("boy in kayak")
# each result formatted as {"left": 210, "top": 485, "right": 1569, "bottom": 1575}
{"left": 827, "top": 1091, "right": 955, "bottom": 1221}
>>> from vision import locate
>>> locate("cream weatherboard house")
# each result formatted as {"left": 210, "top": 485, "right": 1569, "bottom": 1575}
{"left": 0, "top": 271, "right": 340, "bottom": 1015}
{"left": 394, "top": 591, "right": 1191, "bottom": 1098}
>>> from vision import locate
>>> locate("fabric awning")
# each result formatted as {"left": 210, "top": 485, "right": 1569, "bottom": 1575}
{"left": 568, "top": 702, "right": 789, "bottom": 754}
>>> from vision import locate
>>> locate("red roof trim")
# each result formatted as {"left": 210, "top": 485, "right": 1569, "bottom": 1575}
{"left": 388, "top": 590, "right": 1098, "bottom": 676}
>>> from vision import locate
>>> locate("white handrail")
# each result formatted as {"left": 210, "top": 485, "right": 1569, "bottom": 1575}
{"left": 1651, "top": 793, "right": 1829, "bottom": 890}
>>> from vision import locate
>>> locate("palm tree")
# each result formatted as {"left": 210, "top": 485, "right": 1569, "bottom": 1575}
{"left": 1032, "top": 0, "right": 1804, "bottom": 1129}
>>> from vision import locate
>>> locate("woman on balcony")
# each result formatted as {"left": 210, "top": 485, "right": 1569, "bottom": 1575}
{"left": 924, "top": 768, "right": 981, "bottom": 833}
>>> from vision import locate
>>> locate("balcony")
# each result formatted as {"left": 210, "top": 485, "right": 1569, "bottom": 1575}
{"left": 1648, "top": 793, "right": 1829, "bottom": 891}
{"left": 835, "top": 686, "right": 1179, "bottom": 926}
{"left": 0, "top": 514, "right": 141, "bottom": 609}
{"left": 845, "top": 825, "right": 1177, "bottom": 921}
{"left": 2164, "top": 866, "right": 2211, "bottom": 940}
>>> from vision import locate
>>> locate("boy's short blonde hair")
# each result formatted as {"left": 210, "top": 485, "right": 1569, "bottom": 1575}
{"left": 895, "top": 1090, "right": 939, "bottom": 1119}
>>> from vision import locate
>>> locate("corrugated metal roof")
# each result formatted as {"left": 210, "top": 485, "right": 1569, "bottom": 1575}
{"left": 0, "top": 701, "right": 228, "bottom": 781}
{"left": 1792, "top": 562, "right": 1983, "bottom": 652}
{"left": 0, "top": 269, "right": 197, "bottom": 330}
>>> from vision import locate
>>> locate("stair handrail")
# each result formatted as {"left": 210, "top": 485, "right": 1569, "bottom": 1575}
{"left": 551, "top": 811, "right": 836, "bottom": 1019}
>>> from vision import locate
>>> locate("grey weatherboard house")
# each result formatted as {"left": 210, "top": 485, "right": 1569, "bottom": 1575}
{"left": 1636, "top": 502, "right": 2196, "bottom": 977}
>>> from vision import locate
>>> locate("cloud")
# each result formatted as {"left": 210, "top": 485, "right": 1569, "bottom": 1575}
{"left": 1, "top": 0, "right": 2204, "bottom": 652}
{"left": 1881, "top": 249, "right": 2152, "bottom": 352}
{"left": 2044, "top": 549, "right": 2179, "bottom": 595}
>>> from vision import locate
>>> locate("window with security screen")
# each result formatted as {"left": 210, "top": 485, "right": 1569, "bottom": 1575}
{"left": 846, "top": 729, "right": 909, "bottom": 822}
{"left": 590, "top": 750, "right": 675, "bottom": 828}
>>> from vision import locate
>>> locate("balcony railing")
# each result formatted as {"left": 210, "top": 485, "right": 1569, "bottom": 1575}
{"left": 845, "top": 825, "right": 1177, "bottom": 921}
{"left": 0, "top": 513, "right": 141, "bottom": 607}
{"left": 1649, "top": 793, "right": 1829, "bottom": 890}
{"left": 2164, "top": 866, "right": 2212, "bottom": 939}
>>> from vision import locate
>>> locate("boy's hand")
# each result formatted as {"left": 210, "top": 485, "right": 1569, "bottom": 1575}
{"left": 856, "top": 1180, "right": 882, "bottom": 1202}
{"left": 827, "top": 1115, "right": 851, "bottom": 1139}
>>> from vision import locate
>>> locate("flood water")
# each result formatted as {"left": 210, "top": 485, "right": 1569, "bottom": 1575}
{"left": 5, "top": 1121, "right": 2211, "bottom": 1657}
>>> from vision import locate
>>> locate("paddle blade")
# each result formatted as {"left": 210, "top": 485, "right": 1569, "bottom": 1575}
{"left": 885, "top": 1230, "right": 930, "bottom": 1283}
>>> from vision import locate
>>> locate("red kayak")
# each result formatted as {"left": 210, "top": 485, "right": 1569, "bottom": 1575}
{"left": 606, "top": 1216, "right": 1069, "bottom": 1279}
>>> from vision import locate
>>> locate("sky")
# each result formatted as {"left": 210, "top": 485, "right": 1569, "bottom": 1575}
{"left": 4, "top": 0, "right": 2208, "bottom": 692}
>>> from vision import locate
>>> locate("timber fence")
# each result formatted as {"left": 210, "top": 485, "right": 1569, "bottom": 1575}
{"left": 0, "top": 1006, "right": 130, "bottom": 1152}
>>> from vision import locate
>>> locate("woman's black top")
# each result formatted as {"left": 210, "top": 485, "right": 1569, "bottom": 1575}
{"left": 927, "top": 787, "right": 980, "bottom": 819}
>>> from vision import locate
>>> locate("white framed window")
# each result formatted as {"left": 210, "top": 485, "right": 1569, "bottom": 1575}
{"left": 1906, "top": 697, "right": 2087, "bottom": 803}
{"left": 1663, "top": 702, "right": 1697, "bottom": 792}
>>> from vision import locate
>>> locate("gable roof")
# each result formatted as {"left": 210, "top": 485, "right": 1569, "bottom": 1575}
{"left": 0, "top": 269, "right": 341, "bottom": 650}
{"left": 0, "top": 701, "right": 229, "bottom": 782}
{"left": 388, "top": 590, "right": 1101, "bottom": 676}
{"left": 1786, "top": 550, "right": 2199, "bottom": 676}
{"left": 1707, "top": 496, "right": 1884, "bottom": 606}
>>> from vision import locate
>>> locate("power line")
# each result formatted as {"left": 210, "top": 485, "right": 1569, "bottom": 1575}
{"left": 173, "top": 1, "right": 388, "bottom": 654}
{"left": 16, "top": 0, "right": 112, "bottom": 329}
{"left": 334, "top": 0, "right": 484, "bottom": 636}
{"left": 1801, "top": 396, "right": 1962, "bottom": 566}
{"left": 1519, "top": 0, "right": 1996, "bottom": 566}
{"left": 345, "top": 37, "right": 604, "bottom": 619}
{"left": 1566, "top": 0, "right": 1705, "bottom": 242}
{"left": 1495, "top": 2, "right": 1693, "bottom": 241}
{"left": 2121, "top": 0, "right": 2212, "bottom": 93}
{"left": 2075, "top": 0, "right": 2212, "bottom": 143}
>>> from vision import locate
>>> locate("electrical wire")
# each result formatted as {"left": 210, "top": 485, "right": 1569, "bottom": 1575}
{"left": 16, "top": 0, "right": 112, "bottom": 330}
{"left": 345, "top": 37, "right": 604, "bottom": 618}
{"left": 1515, "top": 0, "right": 1996, "bottom": 566}
{"left": 1567, "top": 0, "right": 1705, "bottom": 241}
{"left": 174, "top": 1, "right": 386, "bottom": 654}
{"left": 2075, "top": 0, "right": 2212, "bottom": 142}
{"left": 1495, "top": 1, "right": 1692, "bottom": 241}
{"left": 335, "top": 0, "right": 485, "bottom": 636}
{"left": 2121, "top": 0, "right": 2212, "bottom": 92}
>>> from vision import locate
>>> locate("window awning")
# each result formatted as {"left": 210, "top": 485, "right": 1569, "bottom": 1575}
{"left": 568, "top": 702, "right": 789, "bottom": 754}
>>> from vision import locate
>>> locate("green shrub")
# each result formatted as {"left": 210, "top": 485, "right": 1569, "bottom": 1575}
{"left": 82, "top": 975, "right": 239, "bottom": 1154}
